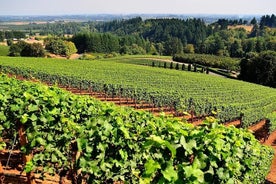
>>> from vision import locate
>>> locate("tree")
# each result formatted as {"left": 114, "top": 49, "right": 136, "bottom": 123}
{"left": 9, "top": 41, "right": 28, "bottom": 56}
{"left": 230, "top": 40, "right": 244, "bottom": 57}
{"left": 0, "top": 32, "right": 4, "bottom": 42}
{"left": 184, "top": 44, "right": 195, "bottom": 54}
{"left": 9, "top": 41, "right": 45, "bottom": 57}
{"left": 239, "top": 51, "right": 276, "bottom": 87}
{"left": 71, "top": 33, "right": 87, "bottom": 53}
{"left": 45, "top": 38, "right": 77, "bottom": 57}
{"left": 249, "top": 24, "right": 260, "bottom": 37}
{"left": 175, "top": 63, "right": 179, "bottom": 70}
{"left": 260, "top": 14, "right": 276, "bottom": 28}
{"left": 242, "top": 39, "right": 255, "bottom": 53}
{"left": 181, "top": 64, "right": 185, "bottom": 70}
{"left": 164, "top": 37, "right": 183, "bottom": 56}
{"left": 128, "top": 44, "right": 146, "bottom": 55}
{"left": 21, "top": 43, "right": 45, "bottom": 57}
{"left": 63, "top": 41, "right": 77, "bottom": 58}
{"left": 6, "top": 39, "right": 13, "bottom": 46}
{"left": 170, "top": 62, "right": 173, "bottom": 69}
{"left": 188, "top": 64, "right": 192, "bottom": 71}
{"left": 267, "top": 40, "right": 276, "bottom": 51}
{"left": 45, "top": 39, "right": 65, "bottom": 55}
{"left": 193, "top": 64, "right": 197, "bottom": 72}
{"left": 155, "top": 43, "right": 164, "bottom": 55}
{"left": 255, "top": 39, "right": 266, "bottom": 53}
{"left": 214, "top": 36, "right": 225, "bottom": 55}
{"left": 250, "top": 17, "right": 257, "bottom": 25}
{"left": 164, "top": 62, "right": 167, "bottom": 68}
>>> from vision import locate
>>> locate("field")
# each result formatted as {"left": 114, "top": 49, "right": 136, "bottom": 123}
{"left": 228, "top": 25, "right": 253, "bottom": 32}
{"left": 0, "top": 74, "right": 273, "bottom": 184}
{"left": 0, "top": 56, "right": 276, "bottom": 128}
{"left": 0, "top": 45, "right": 9, "bottom": 56}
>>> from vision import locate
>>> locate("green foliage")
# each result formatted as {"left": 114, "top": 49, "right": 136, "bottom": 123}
{"left": 21, "top": 43, "right": 45, "bottom": 57}
{"left": 0, "top": 31, "right": 25, "bottom": 40}
{"left": 239, "top": 51, "right": 276, "bottom": 88}
{"left": 0, "top": 56, "right": 276, "bottom": 127}
{"left": 45, "top": 38, "right": 64, "bottom": 55}
{"left": 72, "top": 32, "right": 120, "bottom": 54}
{"left": 2, "top": 14, "right": 276, "bottom": 59}
{"left": 0, "top": 74, "right": 273, "bottom": 183}
{"left": 63, "top": 41, "right": 77, "bottom": 57}
{"left": 9, "top": 41, "right": 45, "bottom": 57}
{"left": 79, "top": 53, "right": 96, "bottom": 60}
{"left": 173, "top": 53, "right": 240, "bottom": 71}
{"left": 164, "top": 37, "right": 184, "bottom": 55}
{"left": 0, "top": 45, "right": 9, "bottom": 56}
{"left": 260, "top": 14, "right": 276, "bottom": 28}
{"left": 184, "top": 44, "right": 195, "bottom": 54}
{"left": 266, "top": 112, "right": 276, "bottom": 133}
{"left": 251, "top": 17, "right": 257, "bottom": 25}
{"left": 121, "top": 44, "right": 146, "bottom": 55}
{"left": 45, "top": 38, "right": 77, "bottom": 57}
{"left": 9, "top": 41, "right": 28, "bottom": 56}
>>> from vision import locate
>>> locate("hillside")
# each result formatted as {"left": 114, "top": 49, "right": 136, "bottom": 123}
{"left": 0, "top": 56, "right": 275, "bottom": 128}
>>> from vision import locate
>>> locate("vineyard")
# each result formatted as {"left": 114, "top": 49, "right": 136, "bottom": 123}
{"left": 0, "top": 56, "right": 276, "bottom": 129}
{"left": 0, "top": 74, "right": 274, "bottom": 183}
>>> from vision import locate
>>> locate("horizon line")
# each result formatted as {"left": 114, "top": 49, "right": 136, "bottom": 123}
{"left": 0, "top": 13, "right": 268, "bottom": 17}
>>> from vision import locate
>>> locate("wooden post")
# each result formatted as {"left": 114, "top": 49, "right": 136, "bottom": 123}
{"left": 0, "top": 161, "right": 4, "bottom": 184}
{"left": 191, "top": 111, "right": 194, "bottom": 123}
{"left": 70, "top": 142, "right": 81, "bottom": 184}
{"left": 18, "top": 124, "right": 36, "bottom": 184}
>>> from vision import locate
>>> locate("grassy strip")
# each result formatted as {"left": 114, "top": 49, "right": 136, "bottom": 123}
{"left": 0, "top": 45, "right": 9, "bottom": 56}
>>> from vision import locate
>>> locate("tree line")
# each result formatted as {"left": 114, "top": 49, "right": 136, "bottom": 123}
{"left": 239, "top": 51, "right": 276, "bottom": 88}
{"left": 69, "top": 15, "right": 275, "bottom": 58}
{"left": 0, "top": 31, "right": 26, "bottom": 42}
{"left": 72, "top": 32, "right": 157, "bottom": 55}
{"left": 2, "top": 15, "right": 275, "bottom": 58}
{"left": 8, "top": 38, "right": 77, "bottom": 58}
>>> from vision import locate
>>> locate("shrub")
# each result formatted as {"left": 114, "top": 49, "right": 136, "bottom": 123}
{"left": 173, "top": 54, "right": 240, "bottom": 71}
{"left": 45, "top": 38, "right": 77, "bottom": 57}
{"left": 266, "top": 112, "right": 276, "bottom": 133}
{"left": 9, "top": 41, "right": 45, "bottom": 57}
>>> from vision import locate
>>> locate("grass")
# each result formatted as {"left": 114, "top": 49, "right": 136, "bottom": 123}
{"left": 0, "top": 45, "right": 9, "bottom": 56}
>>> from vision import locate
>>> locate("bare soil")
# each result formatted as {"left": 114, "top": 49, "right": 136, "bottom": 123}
{"left": 264, "top": 131, "right": 276, "bottom": 184}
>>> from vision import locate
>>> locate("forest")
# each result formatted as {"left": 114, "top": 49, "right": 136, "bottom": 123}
{"left": 73, "top": 15, "right": 275, "bottom": 57}
{"left": 0, "top": 14, "right": 275, "bottom": 56}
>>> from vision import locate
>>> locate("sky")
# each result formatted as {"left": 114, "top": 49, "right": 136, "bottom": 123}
{"left": 0, "top": 0, "right": 275, "bottom": 16}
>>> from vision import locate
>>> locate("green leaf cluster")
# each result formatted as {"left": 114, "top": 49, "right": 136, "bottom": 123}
{"left": 0, "top": 74, "right": 274, "bottom": 183}
{"left": 0, "top": 57, "right": 276, "bottom": 128}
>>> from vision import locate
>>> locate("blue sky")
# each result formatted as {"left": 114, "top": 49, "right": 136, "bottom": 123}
{"left": 0, "top": 0, "right": 275, "bottom": 15}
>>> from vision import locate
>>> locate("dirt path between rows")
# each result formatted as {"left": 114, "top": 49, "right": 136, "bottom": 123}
{"left": 264, "top": 131, "right": 276, "bottom": 183}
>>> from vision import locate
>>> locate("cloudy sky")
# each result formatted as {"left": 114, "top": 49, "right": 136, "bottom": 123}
{"left": 0, "top": 0, "right": 275, "bottom": 15}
